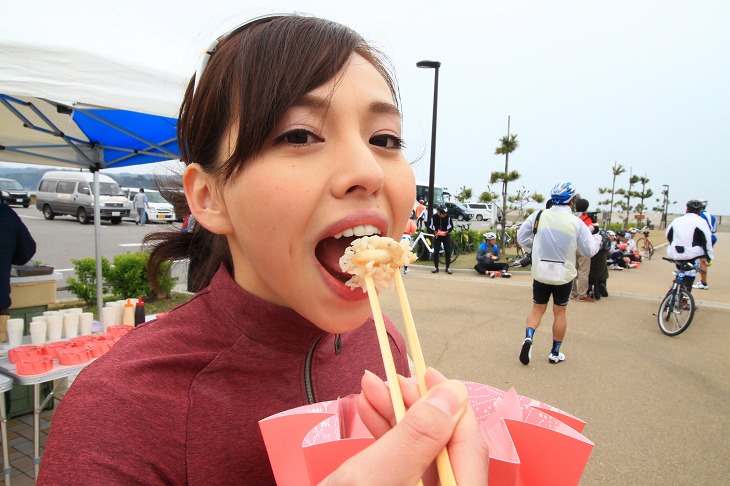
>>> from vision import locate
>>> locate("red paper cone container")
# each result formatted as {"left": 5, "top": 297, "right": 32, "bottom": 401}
{"left": 57, "top": 346, "right": 93, "bottom": 365}
{"left": 8, "top": 345, "right": 42, "bottom": 364}
{"left": 86, "top": 340, "right": 114, "bottom": 358}
{"left": 69, "top": 335, "right": 97, "bottom": 347}
{"left": 16, "top": 355, "right": 54, "bottom": 375}
{"left": 41, "top": 341, "right": 72, "bottom": 359}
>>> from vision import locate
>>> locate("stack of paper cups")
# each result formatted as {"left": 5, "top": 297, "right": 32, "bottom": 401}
{"left": 7, "top": 318, "right": 24, "bottom": 348}
{"left": 63, "top": 313, "right": 79, "bottom": 339}
{"left": 30, "top": 320, "right": 47, "bottom": 345}
{"left": 79, "top": 312, "right": 94, "bottom": 335}
{"left": 100, "top": 306, "right": 116, "bottom": 332}
{"left": 47, "top": 315, "right": 63, "bottom": 341}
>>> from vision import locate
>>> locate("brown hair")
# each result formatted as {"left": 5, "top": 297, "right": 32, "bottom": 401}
{"left": 145, "top": 16, "right": 399, "bottom": 294}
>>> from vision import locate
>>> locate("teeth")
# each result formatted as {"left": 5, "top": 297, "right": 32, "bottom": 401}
{"left": 332, "top": 225, "right": 382, "bottom": 239}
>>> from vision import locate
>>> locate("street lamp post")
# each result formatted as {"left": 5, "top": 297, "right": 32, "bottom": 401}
{"left": 661, "top": 184, "right": 669, "bottom": 229}
{"left": 417, "top": 60, "right": 441, "bottom": 226}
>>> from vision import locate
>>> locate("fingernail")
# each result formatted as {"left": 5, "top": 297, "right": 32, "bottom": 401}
{"left": 425, "top": 384, "right": 463, "bottom": 417}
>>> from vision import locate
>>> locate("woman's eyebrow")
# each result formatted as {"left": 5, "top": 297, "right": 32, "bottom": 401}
{"left": 369, "top": 101, "right": 401, "bottom": 118}
{"left": 292, "top": 95, "right": 401, "bottom": 118}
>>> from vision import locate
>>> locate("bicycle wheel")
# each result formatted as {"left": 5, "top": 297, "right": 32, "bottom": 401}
{"left": 413, "top": 238, "right": 432, "bottom": 262}
{"left": 438, "top": 236, "right": 460, "bottom": 265}
{"left": 657, "top": 286, "right": 695, "bottom": 336}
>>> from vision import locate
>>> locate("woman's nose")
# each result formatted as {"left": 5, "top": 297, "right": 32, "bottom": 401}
{"left": 330, "top": 137, "right": 385, "bottom": 199}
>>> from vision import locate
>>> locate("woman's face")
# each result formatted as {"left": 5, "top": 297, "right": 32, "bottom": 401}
{"left": 216, "top": 53, "right": 415, "bottom": 332}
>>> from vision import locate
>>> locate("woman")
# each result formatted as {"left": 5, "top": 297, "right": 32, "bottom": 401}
{"left": 38, "top": 14, "right": 487, "bottom": 485}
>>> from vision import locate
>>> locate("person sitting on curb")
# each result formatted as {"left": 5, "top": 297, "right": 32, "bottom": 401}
{"left": 474, "top": 232, "right": 511, "bottom": 278}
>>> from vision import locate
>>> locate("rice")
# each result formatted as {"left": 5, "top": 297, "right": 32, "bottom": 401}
{"left": 339, "top": 235, "right": 417, "bottom": 292}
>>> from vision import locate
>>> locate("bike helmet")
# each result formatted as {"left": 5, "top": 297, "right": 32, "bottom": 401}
{"left": 629, "top": 228, "right": 637, "bottom": 234}
{"left": 607, "top": 230, "right": 616, "bottom": 236}
{"left": 550, "top": 181, "right": 576, "bottom": 204}
{"left": 435, "top": 204, "right": 447, "bottom": 213}
{"left": 484, "top": 232, "right": 496, "bottom": 240}
{"left": 686, "top": 199, "right": 704, "bottom": 212}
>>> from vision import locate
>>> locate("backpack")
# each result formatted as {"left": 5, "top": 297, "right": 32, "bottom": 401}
{"left": 598, "top": 230, "right": 611, "bottom": 252}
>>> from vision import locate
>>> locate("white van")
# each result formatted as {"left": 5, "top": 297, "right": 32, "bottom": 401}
{"left": 465, "top": 202, "right": 498, "bottom": 224}
{"left": 36, "top": 171, "right": 131, "bottom": 224}
{"left": 122, "top": 187, "right": 176, "bottom": 223}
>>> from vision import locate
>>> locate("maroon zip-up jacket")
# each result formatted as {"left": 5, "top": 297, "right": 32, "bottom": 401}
{"left": 38, "top": 266, "right": 409, "bottom": 485}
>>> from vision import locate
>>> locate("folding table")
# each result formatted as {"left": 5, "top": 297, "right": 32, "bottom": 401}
{"left": 0, "top": 374, "right": 13, "bottom": 485}
{"left": 0, "top": 358, "right": 92, "bottom": 480}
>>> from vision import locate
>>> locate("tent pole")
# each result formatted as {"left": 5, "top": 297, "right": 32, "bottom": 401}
{"left": 91, "top": 162, "right": 104, "bottom": 320}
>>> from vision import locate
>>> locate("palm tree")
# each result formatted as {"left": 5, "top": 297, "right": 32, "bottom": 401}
{"left": 606, "top": 162, "right": 625, "bottom": 227}
{"left": 493, "top": 117, "right": 520, "bottom": 249}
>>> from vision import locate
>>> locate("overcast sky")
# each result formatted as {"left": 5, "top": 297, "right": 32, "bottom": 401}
{"left": 3, "top": 0, "right": 728, "bottom": 216}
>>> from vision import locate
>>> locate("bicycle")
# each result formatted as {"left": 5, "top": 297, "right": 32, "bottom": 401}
{"left": 455, "top": 223, "right": 475, "bottom": 254}
{"left": 635, "top": 230, "right": 655, "bottom": 260}
{"left": 656, "top": 257, "right": 701, "bottom": 336}
{"left": 410, "top": 231, "right": 460, "bottom": 265}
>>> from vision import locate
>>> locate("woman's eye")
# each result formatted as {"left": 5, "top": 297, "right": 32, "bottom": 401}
{"left": 370, "top": 134, "right": 405, "bottom": 149}
{"left": 276, "top": 129, "right": 321, "bottom": 145}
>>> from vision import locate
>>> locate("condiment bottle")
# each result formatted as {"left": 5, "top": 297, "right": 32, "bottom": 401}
{"left": 122, "top": 298, "right": 135, "bottom": 326}
{"left": 134, "top": 296, "right": 146, "bottom": 327}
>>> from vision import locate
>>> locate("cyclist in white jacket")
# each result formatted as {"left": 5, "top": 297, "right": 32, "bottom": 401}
{"left": 516, "top": 181, "right": 601, "bottom": 365}
{"left": 666, "top": 200, "right": 714, "bottom": 290}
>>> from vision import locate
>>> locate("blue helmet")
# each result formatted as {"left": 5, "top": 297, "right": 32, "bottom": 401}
{"left": 550, "top": 181, "right": 576, "bottom": 205}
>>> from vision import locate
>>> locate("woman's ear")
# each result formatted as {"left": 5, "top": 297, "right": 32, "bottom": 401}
{"left": 183, "top": 164, "right": 233, "bottom": 235}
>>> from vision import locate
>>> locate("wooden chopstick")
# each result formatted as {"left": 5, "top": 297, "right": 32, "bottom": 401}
{"left": 394, "top": 271, "right": 457, "bottom": 486}
{"left": 364, "top": 275, "right": 407, "bottom": 422}
{"left": 364, "top": 275, "right": 425, "bottom": 486}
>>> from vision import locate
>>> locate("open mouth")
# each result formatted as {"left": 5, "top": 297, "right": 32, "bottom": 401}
{"left": 315, "top": 224, "right": 382, "bottom": 283}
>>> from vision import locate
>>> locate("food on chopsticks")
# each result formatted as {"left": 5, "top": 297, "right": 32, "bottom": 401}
{"left": 339, "top": 235, "right": 416, "bottom": 292}
{"left": 340, "top": 235, "right": 457, "bottom": 485}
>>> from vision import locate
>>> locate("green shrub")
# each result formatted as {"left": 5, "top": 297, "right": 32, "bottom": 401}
{"left": 66, "top": 257, "right": 112, "bottom": 306}
{"left": 106, "top": 252, "right": 177, "bottom": 299}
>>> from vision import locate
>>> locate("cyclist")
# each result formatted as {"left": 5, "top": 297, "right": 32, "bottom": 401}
{"left": 694, "top": 200, "right": 717, "bottom": 290}
{"left": 429, "top": 204, "right": 454, "bottom": 274}
{"left": 474, "top": 232, "right": 512, "bottom": 277}
{"left": 666, "top": 199, "right": 714, "bottom": 291}
{"left": 516, "top": 181, "right": 601, "bottom": 365}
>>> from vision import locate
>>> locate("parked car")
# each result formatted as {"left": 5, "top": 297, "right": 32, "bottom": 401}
{"left": 445, "top": 201, "right": 473, "bottom": 221}
{"left": 0, "top": 178, "right": 31, "bottom": 207}
{"left": 35, "top": 171, "right": 130, "bottom": 224}
{"left": 122, "top": 187, "right": 176, "bottom": 223}
{"left": 464, "top": 202, "right": 498, "bottom": 224}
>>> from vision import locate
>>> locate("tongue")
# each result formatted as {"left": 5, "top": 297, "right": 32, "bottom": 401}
{"left": 316, "top": 237, "right": 355, "bottom": 279}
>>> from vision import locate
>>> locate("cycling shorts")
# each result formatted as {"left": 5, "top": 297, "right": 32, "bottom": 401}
{"left": 532, "top": 280, "right": 572, "bottom": 306}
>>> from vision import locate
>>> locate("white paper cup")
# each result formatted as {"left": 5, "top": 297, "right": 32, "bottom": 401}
{"left": 43, "top": 310, "right": 59, "bottom": 317}
{"left": 79, "top": 312, "right": 94, "bottom": 335}
{"left": 31, "top": 315, "right": 47, "bottom": 322}
{"left": 100, "top": 306, "right": 116, "bottom": 331}
{"left": 63, "top": 313, "right": 79, "bottom": 339}
{"left": 7, "top": 318, "right": 25, "bottom": 348}
{"left": 47, "top": 315, "right": 63, "bottom": 341}
{"left": 67, "top": 307, "right": 83, "bottom": 315}
{"left": 30, "top": 320, "right": 47, "bottom": 345}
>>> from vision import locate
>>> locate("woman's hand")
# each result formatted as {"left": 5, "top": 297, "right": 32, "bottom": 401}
{"left": 320, "top": 368, "right": 489, "bottom": 485}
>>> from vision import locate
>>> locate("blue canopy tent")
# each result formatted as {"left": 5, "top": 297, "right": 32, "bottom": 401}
{"left": 0, "top": 94, "right": 180, "bottom": 315}
{"left": 0, "top": 3, "right": 283, "bottom": 318}
{"left": 0, "top": 5, "right": 189, "bottom": 317}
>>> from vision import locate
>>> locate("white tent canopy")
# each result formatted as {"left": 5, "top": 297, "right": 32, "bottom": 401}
{"left": 0, "top": 1, "right": 263, "bottom": 314}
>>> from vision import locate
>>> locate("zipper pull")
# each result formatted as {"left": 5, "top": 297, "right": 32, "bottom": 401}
{"left": 334, "top": 334, "right": 342, "bottom": 355}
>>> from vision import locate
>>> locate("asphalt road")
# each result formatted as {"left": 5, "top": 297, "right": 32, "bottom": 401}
{"left": 11, "top": 205, "right": 178, "bottom": 294}
{"left": 10, "top": 204, "right": 729, "bottom": 484}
